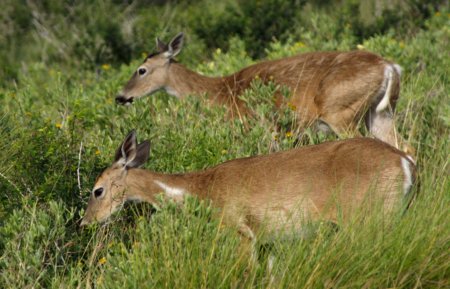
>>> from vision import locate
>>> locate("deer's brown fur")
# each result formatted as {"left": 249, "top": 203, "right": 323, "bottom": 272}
{"left": 81, "top": 131, "right": 415, "bottom": 240}
{"left": 116, "top": 33, "right": 413, "bottom": 154}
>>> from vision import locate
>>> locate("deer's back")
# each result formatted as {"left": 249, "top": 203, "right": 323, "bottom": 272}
{"left": 203, "top": 138, "right": 411, "bottom": 230}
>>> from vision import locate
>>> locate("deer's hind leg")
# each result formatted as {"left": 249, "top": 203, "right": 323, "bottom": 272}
{"left": 366, "top": 65, "right": 415, "bottom": 156}
{"left": 319, "top": 104, "right": 365, "bottom": 139}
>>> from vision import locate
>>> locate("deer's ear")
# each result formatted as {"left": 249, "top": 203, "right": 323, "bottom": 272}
{"left": 155, "top": 37, "right": 168, "bottom": 53}
{"left": 126, "top": 141, "right": 150, "bottom": 168}
{"left": 163, "top": 32, "right": 184, "bottom": 58}
{"left": 114, "top": 130, "right": 137, "bottom": 166}
{"left": 114, "top": 131, "right": 150, "bottom": 169}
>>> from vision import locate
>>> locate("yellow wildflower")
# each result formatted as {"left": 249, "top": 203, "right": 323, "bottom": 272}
{"left": 215, "top": 48, "right": 222, "bottom": 54}
{"left": 221, "top": 149, "right": 228, "bottom": 155}
{"left": 285, "top": 131, "right": 293, "bottom": 138}
{"left": 101, "top": 64, "right": 111, "bottom": 71}
{"left": 208, "top": 62, "right": 215, "bottom": 69}
{"left": 294, "top": 41, "right": 305, "bottom": 48}
{"left": 98, "top": 257, "right": 107, "bottom": 265}
{"left": 357, "top": 44, "right": 365, "bottom": 50}
{"left": 96, "top": 275, "right": 104, "bottom": 285}
{"left": 142, "top": 52, "right": 148, "bottom": 58}
{"left": 95, "top": 150, "right": 101, "bottom": 155}
{"left": 55, "top": 123, "right": 62, "bottom": 129}
{"left": 287, "top": 102, "right": 297, "bottom": 111}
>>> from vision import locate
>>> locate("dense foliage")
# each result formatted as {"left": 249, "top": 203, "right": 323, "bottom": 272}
{"left": 0, "top": 0, "right": 448, "bottom": 288}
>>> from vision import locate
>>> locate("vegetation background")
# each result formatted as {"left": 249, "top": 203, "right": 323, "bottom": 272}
{"left": 0, "top": 0, "right": 449, "bottom": 288}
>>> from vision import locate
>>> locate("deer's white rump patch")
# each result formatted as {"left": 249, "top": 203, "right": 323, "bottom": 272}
{"left": 401, "top": 157, "right": 413, "bottom": 195}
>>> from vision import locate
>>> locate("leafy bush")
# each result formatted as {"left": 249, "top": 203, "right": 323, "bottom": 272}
{"left": 0, "top": 1, "right": 448, "bottom": 288}
{"left": 0, "top": 201, "right": 78, "bottom": 288}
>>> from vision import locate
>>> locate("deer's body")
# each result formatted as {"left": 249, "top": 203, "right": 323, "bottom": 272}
{"left": 164, "top": 51, "right": 397, "bottom": 123}
{"left": 116, "top": 33, "right": 412, "bottom": 154}
{"left": 81, "top": 132, "right": 415, "bottom": 240}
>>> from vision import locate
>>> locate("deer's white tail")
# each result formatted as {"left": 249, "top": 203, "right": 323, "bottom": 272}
{"left": 376, "top": 64, "right": 401, "bottom": 113}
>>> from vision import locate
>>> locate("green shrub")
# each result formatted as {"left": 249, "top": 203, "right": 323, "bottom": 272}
{"left": 0, "top": 2, "right": 448, "bottom": 288}
{"left": 0, "top": 201, "right": 77, "bottom": 288}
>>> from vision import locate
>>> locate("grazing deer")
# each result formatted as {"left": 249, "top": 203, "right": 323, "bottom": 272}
{"left": 115, "top": 33, "right": 413, "bottom": 155}
{"left": 81, "top": 130, "right": 415, "bottom": 245}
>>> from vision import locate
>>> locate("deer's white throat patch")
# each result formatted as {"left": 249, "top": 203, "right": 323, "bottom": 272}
{"left": 154, "top": 180, "right": 186, "bottom": 200}
{"left": 165, "top": 86, "right": 180, "bottom": 98}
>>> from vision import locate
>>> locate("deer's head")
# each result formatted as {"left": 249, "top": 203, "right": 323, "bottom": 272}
{"left": 81, "top": 130, "right": 150, "bottom": 226}
{"left": 115, "top": 33, "right": 184, "bottom": 105}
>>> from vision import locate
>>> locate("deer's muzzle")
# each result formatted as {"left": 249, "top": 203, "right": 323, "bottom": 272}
{"left": 115, "top": 95, "right": 134, "bottom": 105}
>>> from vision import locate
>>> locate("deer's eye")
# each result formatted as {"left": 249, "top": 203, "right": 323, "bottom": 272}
{"left": 94, "top": 187, "right": 104, "bottom": 198}
{"left": 138, "top": 68, "right": 147, "bottom": 76}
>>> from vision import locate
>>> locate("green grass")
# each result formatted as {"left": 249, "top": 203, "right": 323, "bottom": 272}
{"left": 0, "top": 2, "right": 449, "bottom": 289}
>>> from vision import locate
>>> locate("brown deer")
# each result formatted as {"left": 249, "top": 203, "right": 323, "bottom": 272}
{"left": 81, "top": 130, "right": 415, "bottom": 244}
{"left": 115, "top": 33, "right": 413, "bottom": 155}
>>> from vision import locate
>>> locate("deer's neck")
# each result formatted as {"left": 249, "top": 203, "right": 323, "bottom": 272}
{"left": 165, "top": 63, "right": 233, "bottom": 100}
{"left": 125, "top": 168, "right": 213, "bottom": 203}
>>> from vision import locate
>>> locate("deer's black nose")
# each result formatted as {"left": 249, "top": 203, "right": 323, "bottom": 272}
{"left": 115, "top": 95, "right": 134, "bottom": 105}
